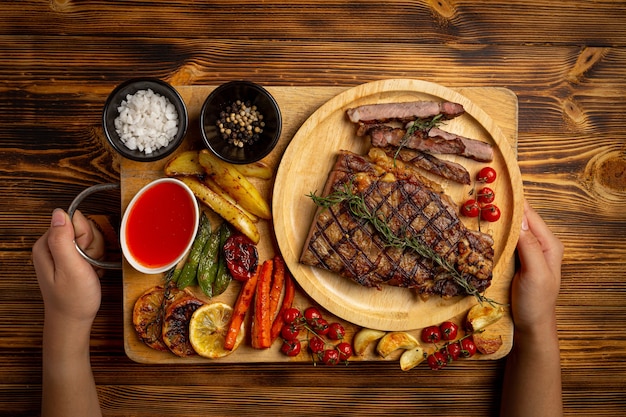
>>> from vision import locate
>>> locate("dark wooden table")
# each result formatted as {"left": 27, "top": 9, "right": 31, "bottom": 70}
{"left": 1, "top": 1, "right": 625, "bottom": 416}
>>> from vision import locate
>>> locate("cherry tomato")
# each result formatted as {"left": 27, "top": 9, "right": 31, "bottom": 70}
{"left": 477, "top": 167, "right": 497, "bottom": 183}
{"left": 280, "top": 339, "right": 301, "bottom": 357}
{"left": 442, "top": 342, "right": 462, "bottom": 362}
{"left": 460, "top": 337, "right": 477, "bottom": 358}
{"left": 280, "top": 323, "right": 300, "bottom": 341}
{"left": 312, "top": 318, "right": 330, "bottom": 335}
{"left": 282, "top": 307, "right": 301, "bottom": 325}
{"left": 223, "top": 234, "right": 258, "bottom": 281}
{"left": 322, "top": 349, "right": 339, "bottom": 366}
{"left": 304, "top": 307, "right": 323, "bottom": 326}
{"left": 461, "top": 199, "right": 480, "bottom": 218}
{"left": 421, "top": 325, "right": 442, "bottom": 344}
{"left": 439, "top": 321, "right": 459, "bottom": 341}
{"left": 327, "top": 322, "right": 346, "bottom": 340}
{"left": 427, "top": 351, "right": 447, "bottom": 370}
{"left": 480, "top": 204, "right": 501, "bottom": 222}
{"left": 477, "top": 187, "right": 495, "bottom": 205}
{"left": 336, "top": 342, "right": 353, "bottom": 361}
{"left": 308, "top": 336, "right": 325, "bottom": 354}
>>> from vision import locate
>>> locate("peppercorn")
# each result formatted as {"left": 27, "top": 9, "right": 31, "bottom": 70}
{"left": 216, "top": 100, "right": 265, "bottom": 147}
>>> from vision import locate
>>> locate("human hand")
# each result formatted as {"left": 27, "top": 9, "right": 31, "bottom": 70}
{"left": 511, "top": 201, "right": 564, "bottom": 334}
{"left": 33, "top": 209, "right": 104, "bottom": 325}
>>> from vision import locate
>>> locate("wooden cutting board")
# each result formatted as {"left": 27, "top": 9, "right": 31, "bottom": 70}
{"left": 121, "top": 84, "right": 519, "bottom": 364}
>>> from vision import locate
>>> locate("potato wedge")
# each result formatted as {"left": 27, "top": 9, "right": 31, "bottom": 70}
{"left": 376, "top": 331, "right": 419, "bottom": 358}
{"left": 235, "top": 160, "right": 273, "bottom": 180}
{"left": 164, "top": 150, "right": 203, "bottom": 177}
{"left": 465, "top": 303, "right": 505, "bottom": 332}
{"left": 202, "top": 176, "right": 259, "bottom": 223}
{"left": 353, "top": 328, "right": 386, "bottom": 356}
{"left": 399, "top": 346, "right": 425, "bottom": 371}
{"left": 180, "top": 176, "right": 260, "bottom": 243}
{"left": 199, "top": 150, "right": 271, "bottom": 219}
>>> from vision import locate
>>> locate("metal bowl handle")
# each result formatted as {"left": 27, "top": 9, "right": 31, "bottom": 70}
{"left": 67, "top": 183, "right": 123, "bottom": 270}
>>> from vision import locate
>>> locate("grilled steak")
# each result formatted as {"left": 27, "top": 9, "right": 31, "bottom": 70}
{"left": 381, "top": 147, "right": 471, "bottom": 185}
{"left": 368, "top": 125, "right": 494, "bottom": 162}
{"left": 346, "top": 100, "right": 465, "bottom": 124}
{"left": 300, "top": 150, "right": 494, "bottom": 298}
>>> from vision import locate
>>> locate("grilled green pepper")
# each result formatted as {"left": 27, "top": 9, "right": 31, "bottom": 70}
{"left": 197, "top": 229, "right": 220, "bottom": 297}
{"left": 212, "top": 222, "right": 233, "bottom": 296}
{"left": 177, "top": 213, "right": 211, "bottom": 289}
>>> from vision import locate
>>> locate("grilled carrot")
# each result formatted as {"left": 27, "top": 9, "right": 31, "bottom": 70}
{"left": 270, "top": 270, "right": 296, "bottom": 342}
{"left": 268, "top": 255, "right": 285, "bottom": 321}
{"left": 251, "top": 259, "right": 273, "bottom": 349}
{"left": 224, "top": 268, "right": 259, "bottom": 351}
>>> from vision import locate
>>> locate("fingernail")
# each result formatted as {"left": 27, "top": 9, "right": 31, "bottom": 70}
{"left": 521, "top": 214, "right": 529, "bottom": 231}
{"left": 51, "top": 209, "right": 66, "bottom": 227}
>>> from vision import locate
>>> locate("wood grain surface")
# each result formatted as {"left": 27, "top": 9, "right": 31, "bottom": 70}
{"left": 1, "top": 1, "right": 625, "bottom": 416}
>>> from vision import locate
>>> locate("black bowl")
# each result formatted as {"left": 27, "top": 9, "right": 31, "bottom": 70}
{"left": 200, "top": 81, "right": 282, "bottom": 164}
{"left": 102, "top": 78, "right": 188, "bottom": 162}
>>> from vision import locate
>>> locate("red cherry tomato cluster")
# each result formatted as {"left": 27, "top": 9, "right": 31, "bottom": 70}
{"left": 460, "top": 167, "right": 501, "bottom": 222}
{"left": 421, "top": 321, "right": 476, "bottom": 370}
{"left": 279, "top": 306, "right": 352, "bottom": 365}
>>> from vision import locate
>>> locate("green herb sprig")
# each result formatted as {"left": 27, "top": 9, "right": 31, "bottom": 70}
{"left": 308, "top": 183, "right": 497, "bottom": 305}
{"left": 393, "top": 114, "right": 444, "bottom": 163}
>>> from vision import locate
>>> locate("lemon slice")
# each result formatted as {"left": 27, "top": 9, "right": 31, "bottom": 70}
{"left": 189, "top": 302, "right": 243, "bottom": 358}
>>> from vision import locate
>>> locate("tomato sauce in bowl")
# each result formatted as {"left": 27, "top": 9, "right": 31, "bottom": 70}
{"left": 121, "top": 178, "right": 199, "bottom": 274}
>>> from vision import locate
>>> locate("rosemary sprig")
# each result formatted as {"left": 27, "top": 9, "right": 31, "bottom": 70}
{"left": 308, "top": 184, "right": 497, "bottom": 305}
{"left": 393, "top": 114, "right": 444, "bottom": 162}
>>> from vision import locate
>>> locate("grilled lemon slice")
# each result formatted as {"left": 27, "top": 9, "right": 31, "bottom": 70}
{"left": 189, "top": 302, "right": 243, "bottom": 358}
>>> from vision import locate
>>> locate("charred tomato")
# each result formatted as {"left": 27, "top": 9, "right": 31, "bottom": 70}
{"left": 223, "top": 234, "right": 258, "bottom": 281}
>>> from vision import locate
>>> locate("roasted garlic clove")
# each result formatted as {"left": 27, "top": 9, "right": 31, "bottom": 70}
{"left": 353, "top": 328, "right": 387, "bottom": 356}
{"left": 376, "top": 331, "right": 419, "bottom": 358}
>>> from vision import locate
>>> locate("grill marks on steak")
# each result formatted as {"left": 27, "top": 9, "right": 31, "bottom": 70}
{"left": 300, "top": 151, "right": 494, "bottom": 298}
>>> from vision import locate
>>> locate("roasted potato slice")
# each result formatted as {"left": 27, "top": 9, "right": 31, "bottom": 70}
{"left": 376, "top": 331, "right": 419, "bottom": 358}
{"left": 472, "top": 331, "right": 503, "bottom": 355}
{"left": 399, "top": 346, "right": 425, "bottom": 371}
{"left": 353, "top": 328, "right": 386, "bottom": 356}
{"left": 235, "top": 160, "right": 273, "bottom": 180}
{"left": 465, "top": 303, "right": 505, "bottom": 332}
{"left": 180, "top": 176, "right": 260, "bottom": 243}
{"left": 164, "top": 150, "right": 203, "bottom": 177}
{"left": 199, "top": 150, "right": 271, "bottom": 219}
{"left": 202, "top": 176, "right": 259, "bottom": 223}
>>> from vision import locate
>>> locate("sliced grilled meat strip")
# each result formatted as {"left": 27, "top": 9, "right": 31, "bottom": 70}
{"left": 346, "top": 100, "right": 465, "bottom": 124}
{"left": 368, "top": 125, "right": 494, "bottom": 162}
{"left": 380, "top": 147, "right": 471, "bottom": 185}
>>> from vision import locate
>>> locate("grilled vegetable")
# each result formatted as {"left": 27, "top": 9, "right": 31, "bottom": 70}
{"left": 197, "top": 228, "right": 220, "bottom": 297}
{"left": 212, "top": 222, "right": 233, "bottom": 297}
{"left": 177, "top": 214, "right": 211, "bottom": 289}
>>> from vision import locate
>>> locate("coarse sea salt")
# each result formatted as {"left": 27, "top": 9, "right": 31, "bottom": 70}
{"left": 114, "top": 88, "right": 179, "bottom": 154}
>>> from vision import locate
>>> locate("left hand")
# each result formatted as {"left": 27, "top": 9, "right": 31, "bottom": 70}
{"left": 33, "top": 209, "right": 105, "bottom": 324}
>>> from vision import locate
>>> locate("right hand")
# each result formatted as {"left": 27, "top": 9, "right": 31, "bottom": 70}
{"left": 511, "top": 201, "right": 564, "bottom": 334}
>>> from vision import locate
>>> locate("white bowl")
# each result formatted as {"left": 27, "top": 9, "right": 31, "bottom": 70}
{"left": 120, "top": 178, "right": 199, "bottom": 274}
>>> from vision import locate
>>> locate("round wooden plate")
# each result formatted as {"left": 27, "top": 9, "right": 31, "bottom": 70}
{"left": 273, "top": 79, "right": 523, "bottom": 331}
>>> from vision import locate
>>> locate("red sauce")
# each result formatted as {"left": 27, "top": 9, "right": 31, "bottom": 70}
{"left": 125, "top": 181, "right": 196, "bottom": 269}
